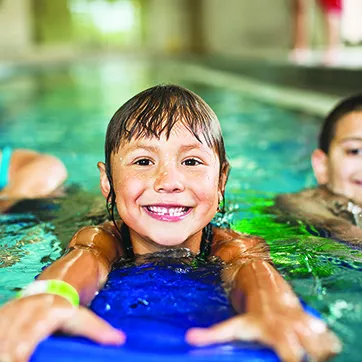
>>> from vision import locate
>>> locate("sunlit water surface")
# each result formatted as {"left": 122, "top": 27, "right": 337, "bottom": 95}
{"left": 0, "top": 58, "right": 361, "bottom": 361}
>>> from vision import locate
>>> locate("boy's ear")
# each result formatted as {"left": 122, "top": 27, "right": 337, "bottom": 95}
{"left": 98, "top": 162, "right": 111, "bottom": 199}
{"left": 311, "top": 149, "right": 329, "bottom": 185}
{"left": 218, "top": 162, "right": 230, "bottom": 198}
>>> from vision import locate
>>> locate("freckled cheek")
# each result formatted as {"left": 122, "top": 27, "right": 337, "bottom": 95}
{"left": 113, "top": 175, "right": 147, "bottom": 204}
{"left": 196, "top": 192, "right": 218, "bottom": 212}
{"left": 194, "top": 179, "right": 219, "bottom": 207}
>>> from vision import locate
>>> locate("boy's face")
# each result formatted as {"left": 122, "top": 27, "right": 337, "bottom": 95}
{"left": 313, "top": 110, "right": 362, "bottom": 205}
{"left": 99, "top": 123, "right": 225, "bottom": 254}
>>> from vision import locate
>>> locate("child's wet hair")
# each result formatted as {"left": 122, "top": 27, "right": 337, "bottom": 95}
{"left": 105, "top": 84, "right": 228, "bottom": 170}
{"left": 319, "top": 94, "right": 362, "bottom": 154}
{"left": 103, "top": 84, "right": 230, "bottom": 242}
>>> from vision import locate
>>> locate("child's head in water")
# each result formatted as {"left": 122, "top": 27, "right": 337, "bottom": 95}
{"left": 312, "top": 94, "right": 362, "bottom": 205}
{"left": 98, "top": 84, "right": 230, "bottom": 254}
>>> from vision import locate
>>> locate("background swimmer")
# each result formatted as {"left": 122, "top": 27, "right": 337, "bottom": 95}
{"left": 276, "top": 94, "right": 362, "bottom": 246}
{"left": 0, "top": 148, "right": 67, "bottom": 212}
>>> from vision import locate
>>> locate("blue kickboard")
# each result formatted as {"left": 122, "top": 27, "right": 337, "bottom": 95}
{"left": 31, "top": 259, "right": 318, "bottom": 362}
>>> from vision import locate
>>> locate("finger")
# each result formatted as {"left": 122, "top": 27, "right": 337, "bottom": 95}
{"left": 296, "top": 318, "right": 342, "bottom": 361}
{"left": 0, "top": 309, "right": 74, "bottom": 362}
{"left": 62, "top": 307, "right": 126, "bottom": 345}
{"left": 0, "top": 353, "right": 12, "bottom": 362}
{"left": 324, "top": 330, "right": 342, "bottom": 356}
{"left": 186, "top": 315, "right": 261, "bottom": 346}
{"left": 0, "top": 305, "right": 57, "bottom": 362}
{"left": 0, "top": 309, "right": 15, "bottom": 358}
{"left": 186, "top": 316, "right": 304, "bottom": 362}
{"left": 305, "top": 330, "right": 342, "bottom": 362}
{"left": 269, "top": 328, "right": 304, "bottom": 362}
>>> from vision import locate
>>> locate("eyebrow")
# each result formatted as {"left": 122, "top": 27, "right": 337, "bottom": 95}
{"left": 124, "top": 144, "right": 158, "bottom": 153}
{"left": 179, "top": 143, "right": 210, "bottom": 152}
{"left": 339, "top": 137, "right": 362, "bottom": 143}
{"left": 124, "top": 142, "right": 209, "bottom": 153}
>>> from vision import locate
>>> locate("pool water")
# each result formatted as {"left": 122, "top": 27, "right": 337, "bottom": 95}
{"left": 1, "top": 57, "right": 361, "bottom": 361}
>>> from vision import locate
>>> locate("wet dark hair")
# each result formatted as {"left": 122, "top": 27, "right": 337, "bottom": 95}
{"left": 103, "top": 84, "right": 230, "bottom": 253}
{"left": 319, "top": 94, "right": 362, "bottom": 154}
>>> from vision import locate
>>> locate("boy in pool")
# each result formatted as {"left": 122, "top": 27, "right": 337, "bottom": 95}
{"left": 276, "top": 94, "right": 362, "bottom": 246}
{"left": 0, "top": 85, "right": 340, "bottom": 362}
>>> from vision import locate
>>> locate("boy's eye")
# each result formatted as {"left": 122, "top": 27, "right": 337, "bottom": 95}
{"left": 346, "top": 149, "right": 362, "bottom": 156}
{"left": 183, "top": 158, "right": 201, "bottom": 166}
{"left": 135, "top": 158, "right": 153, "bottom": 166}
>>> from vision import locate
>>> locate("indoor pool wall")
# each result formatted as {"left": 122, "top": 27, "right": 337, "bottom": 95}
{"left": 1, "top": 57, "right": 361, "bottom": 361}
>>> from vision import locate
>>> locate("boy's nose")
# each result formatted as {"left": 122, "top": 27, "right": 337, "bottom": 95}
{"left": 154, "top": 167, "right": 185, "bottom": 193}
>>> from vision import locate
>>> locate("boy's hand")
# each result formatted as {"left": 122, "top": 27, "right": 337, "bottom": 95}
{"left": 186, "top": 309, "right": 341, "bottom": 362}
{"left": 0, "top": 295, "right": 125, "bottom": 362}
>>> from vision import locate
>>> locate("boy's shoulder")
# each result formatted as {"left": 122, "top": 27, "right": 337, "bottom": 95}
{"left": 274, "top": 185, "right": 352, "bottom": 224}
{"left": 210, "top": 226, "right": 270, "bottom": 263}
{"left": 277, "top": 185, "right": 329, "bottom": 203}
{"left": 212, "top": 225, "right": 264, "bottom": 243}
{"left": 211, "top": 226, "right": 267, "bottom": 254}
{"left": 276, "top": 186, "right": 325, "bottom": 203}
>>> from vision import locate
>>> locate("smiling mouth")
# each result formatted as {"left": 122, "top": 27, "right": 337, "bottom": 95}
{"left": 146, "top": 205, "right": 190, "bottom": 216}
{"left": 143, "top": 205, "right": 192, "bottom": 221}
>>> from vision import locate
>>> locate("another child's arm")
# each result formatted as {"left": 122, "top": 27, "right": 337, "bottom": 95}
{"left": 186, "top": 228, "right": 341, "bottom": 362}
{"left": 0, "top": 222, "right": 125, "bottom": 362}
{"left": 276, "top": 191, "right": 362, "bottom": 246}
{"left": 0, "top": 149, "right": 68, "bottom": 212}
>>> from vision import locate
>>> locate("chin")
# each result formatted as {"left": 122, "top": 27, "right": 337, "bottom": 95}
{"left": 348, "top": 190, "right": 362, "bottom": 206}
{"left": 150, "top": 236, "right": 187, "bottom": 248}
{"left": 145, "top": 229, "right": 190, "bottom": 248}
{"left": 353, "top": 198, "right": 362, "bottom": 206}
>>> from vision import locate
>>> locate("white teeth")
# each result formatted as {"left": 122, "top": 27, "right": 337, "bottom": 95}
{"left": 147, "top": 206, "right": 188, "bottom": 216}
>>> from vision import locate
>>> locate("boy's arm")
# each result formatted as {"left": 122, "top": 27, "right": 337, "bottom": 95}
{"left": 0, "top": 150, "right": 67, "bottom": 213}
{"left": 186, "top": 228, "right": 341, "bottom": 362}
{"left": 276, "top": 192, "right": 362, "bottom": 245}
{"left": 275, "top": 191, "right": 335, "bottom": 222}
{"left": 0, "top": 222, "right": 125, "bottom": 362}
{"left": 39, "top": 221, "right": 124, "bottom": 305}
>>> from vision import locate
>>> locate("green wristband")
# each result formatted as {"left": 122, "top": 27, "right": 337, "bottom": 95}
{"left": 17, "top": 280, "right": 80, "bottom": 307}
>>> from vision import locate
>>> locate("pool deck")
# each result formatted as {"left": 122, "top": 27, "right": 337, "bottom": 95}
{"left": 205, "top": 47, "right": 362, "bottom": 94}
{"left": 175, "top": 47, "right": 362, "bottom": 117}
